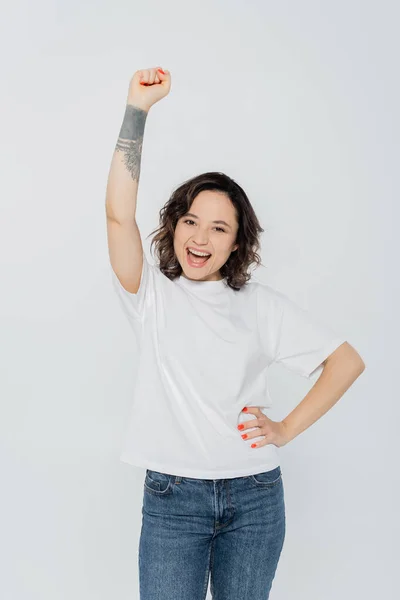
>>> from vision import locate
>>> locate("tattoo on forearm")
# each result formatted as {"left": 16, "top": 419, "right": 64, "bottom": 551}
{"left": 115, "top": 105, "right": 148, "bottom": 181}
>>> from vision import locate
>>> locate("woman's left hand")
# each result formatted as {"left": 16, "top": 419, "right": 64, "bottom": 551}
{"left": 238, "top": 407, "right": 291, "bottom": 448}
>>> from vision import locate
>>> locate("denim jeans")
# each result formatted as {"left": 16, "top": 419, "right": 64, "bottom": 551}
{"left": 138, "top": 466, "right": 286, "bottom": 599}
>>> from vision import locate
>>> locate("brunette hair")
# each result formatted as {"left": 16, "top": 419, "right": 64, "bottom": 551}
{"left": 147, "top": 172, "right": 265, "bottom": 291}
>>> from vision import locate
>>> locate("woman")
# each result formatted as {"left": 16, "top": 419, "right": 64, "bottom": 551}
{"left": 106, "top": 67, "right": 365, "bottom": 600}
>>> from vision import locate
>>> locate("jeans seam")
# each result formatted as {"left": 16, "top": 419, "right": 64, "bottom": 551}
{"left": 144, "top": 475, "right": 173, "bottom": 495}
{"left": 209, "top": 538, "right": 215, "bottom": 599}
{"left": 249, "top": 472, "right": 282, "bottom": 487}
{"left": 201, "top": 538, "right": 213, "bottom": 600}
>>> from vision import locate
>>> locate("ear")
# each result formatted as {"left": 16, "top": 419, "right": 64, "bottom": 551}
{"left": 232, "top": 243, "right": 239, "bottom": 252}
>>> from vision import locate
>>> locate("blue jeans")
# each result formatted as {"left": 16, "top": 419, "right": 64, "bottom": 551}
{"left": 138, "top": 466, "right": 286, "bottom": 599}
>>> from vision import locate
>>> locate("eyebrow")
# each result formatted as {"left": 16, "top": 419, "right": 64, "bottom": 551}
{"left": 183, "top": 212, "right": 232, "bottom": 230}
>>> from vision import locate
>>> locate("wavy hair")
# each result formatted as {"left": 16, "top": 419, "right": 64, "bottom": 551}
{"left": 147, "top": 172, "right": 265, "bottom": 291}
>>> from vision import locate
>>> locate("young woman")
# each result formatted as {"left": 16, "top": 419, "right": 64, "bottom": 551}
{"left": 106, "top": 67, "right": 365, "bottom": 600}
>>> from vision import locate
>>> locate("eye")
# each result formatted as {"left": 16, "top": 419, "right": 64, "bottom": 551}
{"left": 182, "top": 219, "right": 225, "bottom": 233}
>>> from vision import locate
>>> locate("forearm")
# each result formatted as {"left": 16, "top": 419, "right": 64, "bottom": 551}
{"left": 105, "top": 103, "right": 149, "bottom": 224}
{"left": 281, "top": 343, "right": 365, "bottom": 443}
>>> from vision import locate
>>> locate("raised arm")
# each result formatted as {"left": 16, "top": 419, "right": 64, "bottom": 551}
{"left": 105, "top": 67, "right": 171, "bottom": 294}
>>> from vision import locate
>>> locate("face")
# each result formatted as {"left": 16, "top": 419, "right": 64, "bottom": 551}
{"left": 173, "top": 190, "right": 239, "bottom": 281}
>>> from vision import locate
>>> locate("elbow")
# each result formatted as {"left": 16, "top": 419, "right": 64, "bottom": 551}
{"left": 344, "top": 342, "right": 366, "bottom": 373}
{"left": 352, "top": 353, "right": 366, "bottom": 376}
{"left": 351, "top": 352, "right": 366, "bottom": 375}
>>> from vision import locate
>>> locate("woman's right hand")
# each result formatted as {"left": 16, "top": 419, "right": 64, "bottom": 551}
{"left": 127, "top": 67, "right": 171, "bottom": 112}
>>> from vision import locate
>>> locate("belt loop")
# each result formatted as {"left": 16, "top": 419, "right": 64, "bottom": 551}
{"left": 174, "top": 475, "right": 182, "bottom": 484}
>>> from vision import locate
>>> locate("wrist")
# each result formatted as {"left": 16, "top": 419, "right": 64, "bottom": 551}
{"left": 127, "top": 99, "right": 151, "bottom": 114}
{"left": 280, "top": 419, "right": 295, "bottom": 444}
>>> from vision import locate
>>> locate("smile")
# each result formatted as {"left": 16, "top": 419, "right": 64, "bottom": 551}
{"left": 186, "top": 247, "right": 212, "bottom": 267}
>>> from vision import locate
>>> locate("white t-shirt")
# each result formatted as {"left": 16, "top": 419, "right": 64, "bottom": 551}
{"left": 110, "top": 253, "right": 345, "bottom": 479}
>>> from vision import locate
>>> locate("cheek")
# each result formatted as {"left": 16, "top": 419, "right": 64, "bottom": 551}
{"left": 174, "top": 227, "right": 185, "bottom": 249}
{"left": 217, "top": 240, "right": 233, "bottom": 254}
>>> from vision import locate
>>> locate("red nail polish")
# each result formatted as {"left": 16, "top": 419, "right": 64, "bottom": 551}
{"left": 158, "top": 68, "right": 165, "bottom": 74}
{"left": 251, "top": 443, "right": 257, "bottom": 448}
{"left": 242, "top": 407, "right": 248, "bottom": 412}
{"left": 241, "top": 434, "right": 247, "bottom": 439}
{"left": 238, "top": 424, "right": 244, "bottom": 430}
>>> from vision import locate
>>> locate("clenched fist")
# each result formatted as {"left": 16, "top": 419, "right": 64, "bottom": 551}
{"left": 127, "top": 66, "right": 171, "bottom": 112}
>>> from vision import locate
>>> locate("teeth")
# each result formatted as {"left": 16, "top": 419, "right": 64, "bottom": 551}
{"left": 188, "top": 249, "right": 211, "bottom": 257}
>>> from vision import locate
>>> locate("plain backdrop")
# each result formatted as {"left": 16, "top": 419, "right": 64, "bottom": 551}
{"left": 1, "top": 1, "right": 398, "bottom": 598}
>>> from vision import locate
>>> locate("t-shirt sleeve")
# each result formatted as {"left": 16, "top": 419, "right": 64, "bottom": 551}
{"left": 109, "top": 251, "right": 155, "bottom": 325}
{"left": 258, "top": 285, "right": 346, "bottom": 379}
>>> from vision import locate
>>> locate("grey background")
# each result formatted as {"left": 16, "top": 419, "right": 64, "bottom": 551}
{"left": 0, "top": 0, "right": 398, "bottom": 598}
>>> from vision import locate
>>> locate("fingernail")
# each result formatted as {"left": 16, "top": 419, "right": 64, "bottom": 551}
{"left": 241, "top": 434, "right": 248, "bottom": 439}
{"left": 251, "top": 443, "right": 257, "bottom": 448}
{"left": 158, "top": 68, "right": 165, "bottom": 74}
{"left": 242, "top": 407, "right": 248, "bottom": 412}
{"left": 237, "top": 424, "right": 244, "bottom": 430}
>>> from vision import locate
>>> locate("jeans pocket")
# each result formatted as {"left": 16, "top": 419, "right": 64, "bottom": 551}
{"left": 144, "top": 469, "right": 173, "bottom": 496}
{"left": 249, "top": 466, "right": 282, "bottom": 488}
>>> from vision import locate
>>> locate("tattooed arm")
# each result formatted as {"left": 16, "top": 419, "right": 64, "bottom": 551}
{"left": 105, "top": 67, "right": 171, "bottom": 294}
{"left": 105, "top": 103, "right": 148, "bottom": 224}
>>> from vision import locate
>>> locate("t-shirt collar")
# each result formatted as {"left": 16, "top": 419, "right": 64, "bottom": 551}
{"left": 177, "top": 274, "right": 227, "bottom": 293}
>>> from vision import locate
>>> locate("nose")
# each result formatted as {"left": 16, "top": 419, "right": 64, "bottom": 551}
{"left": 193, "top": 229, "right": 209, "bottom": 245}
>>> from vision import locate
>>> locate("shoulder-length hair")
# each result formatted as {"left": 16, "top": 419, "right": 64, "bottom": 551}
{"left": 147, "top": 172, "right": 265, "bottom": 291}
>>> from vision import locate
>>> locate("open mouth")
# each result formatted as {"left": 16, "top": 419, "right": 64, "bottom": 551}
{"left": 186, "top": 247, "right": 212, "bottom": 267}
